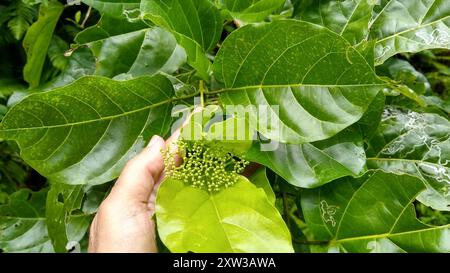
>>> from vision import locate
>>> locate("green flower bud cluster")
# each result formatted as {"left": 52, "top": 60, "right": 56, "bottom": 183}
{"left": 164, "top": 140, "right": 249, "bottom": 192}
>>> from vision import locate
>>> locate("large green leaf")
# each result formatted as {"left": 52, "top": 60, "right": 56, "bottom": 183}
{"left": 81, "top": 0, "right": 140, "bottom": 18}
{"left": 219, "top": 0, "right": 285, "bottom": 23}
{"left": 245, "top": 128, "right": 367, "bottom": 188}
{"left": 302, "top": 171, "right": 450, "bottom": 253}
{"left": 213, "top": 20, "right": 384, "bottom": 144}
{"left": 0, "top": 75, "right": 175, "bottom": 185}
{"left": 293, "top": 0, "right": 375, "bottom": 44}
{"left": 156, "top": 176, "right": 293, "bottom": 253}
{"left": 367, "top": 106, "right": 450, "bottom": 211}
{"left": 370, "top": 0, "right": 450, "bottom": 64}
{"left": 23, "top": 0, "right": 64, "bottom": 88}
{"left": 75, "top": 16, "right": 186, "bottom": 78}
{"left": 140, "top": 0, "right": 223, "bottom": 79}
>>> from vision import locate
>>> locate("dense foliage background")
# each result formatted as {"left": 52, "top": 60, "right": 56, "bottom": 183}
{"left": 0, "top": 0, "right": 449, "bottom": 253}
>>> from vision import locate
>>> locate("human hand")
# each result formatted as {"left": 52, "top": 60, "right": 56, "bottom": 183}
{"left": 88, "top": 134, "right": 174, "bottom": 253}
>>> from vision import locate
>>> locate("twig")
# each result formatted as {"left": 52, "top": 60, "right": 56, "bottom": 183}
{"left": 80, "top": 6, "right": 92, "bottom": 28}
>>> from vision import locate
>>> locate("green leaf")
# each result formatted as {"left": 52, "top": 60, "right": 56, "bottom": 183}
{"left": 0, "top": 75, "right": 175, "bottom": 185}
{"left": 377, "top": 58, "right": 431, "bottom": 95}
{"left": 46, "top": 183, "right": 90, "bottom": 253}
{"left": 302, "top": 171, "right": 450, "bottom": 253}
{"left": 141, "top": 0, "right": 223, "bottom": 79}
{"left": 354, "top": 90, "right": 386, "bottom": 140}
{"left": 0, "top": 188, "right": 89, "bottom": 253}
{"left": 7, "top": 0, "right": 36, "bottom": 40}
{"left": 75, "top": 15, "right": 148, "bottom": 44}
{"left": 156, "top": 176, "right": 293, "bottom": 253}
{"left": 81, "top": 0, "right": 140, "bottom": 18}
{"left": 219, "top": 0, "right": 285, "bottom": 23}
{"left": 206, "top": 117, "right": 253, "bottom": 154}
{"left": 0, "top": 189, "right": 53, "bottom": 252}
{"left": 245, "top": 127, "right": 367, "bottom": 188}
{"left": 75, "top": 16, "right": 186, "bottom": 78}
{"left": 423, "top": 95, "right": 450, "bottom": 114}
{"left": 23, "top": 0, "right": 63, "bottom": 89}
{"left": 37, "top": 47, "right": 96, "bottom": 92}
{"left": 370, "top": 0, "right": 450, "bottom": 64}
{"left": 367, "top": 107, "right": 450, "bottom": 211}
{"left": 0, "top": 79, "right": 26, "bottom": 98}
{"left": 293, "top": 0, "right": 375, "bottom": 45}
{"left": 47, "top": 35, "right": 69, "bottom": 71}
{"left": 213, "top": 20, "right": 384, "bottom": 144}
{"left": 249, "top": 167, "right": 276, "bottom": 205}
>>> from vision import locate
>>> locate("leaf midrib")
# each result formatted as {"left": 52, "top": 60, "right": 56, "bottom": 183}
{"left": 375, "top": 14, "right": 450, "bottom": 44}
{"left": 0, "top": 92, "right": 197, "bottom": 133}
{"left": 207, "top": 83, "right": 386, "bottom": 95}
{"left": 331, "top": 223, "right": 450, "bottom": 245}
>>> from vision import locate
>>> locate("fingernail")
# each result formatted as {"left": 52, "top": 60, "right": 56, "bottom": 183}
{"left": 148, "top": 135, "right": 162, "bottom": 147}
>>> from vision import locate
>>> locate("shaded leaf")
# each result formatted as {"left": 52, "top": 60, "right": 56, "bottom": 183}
{"left": 249, "top": 167, "right": 276, "bottom": 205}
{"left": 47, "top": 35, "right": 69, "bottom": 72}
{"left": 37, "top": 47, "right": 96, "bottom": 92}
{"left": 81, "top": 0, "right": 140, "bottom": 18}
{"left": 7, "top": 0, "right": 36, "bottom": 40}
{"left": 23, "top": 0, "right": 64, "bottom": 88}
{"left": 377, "top": 58, "right": 431, "bottom": 95}
{"left": 0, "top": 189, "right": 53, "bottom": 252}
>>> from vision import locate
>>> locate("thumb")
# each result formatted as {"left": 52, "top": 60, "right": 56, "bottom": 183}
{"left": 109, "top": 135, "right": 166, "bottom": 204}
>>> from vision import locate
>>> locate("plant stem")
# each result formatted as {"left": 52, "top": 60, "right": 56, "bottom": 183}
{"left": 81, "top": 7, "right": 92, "bottom": 28}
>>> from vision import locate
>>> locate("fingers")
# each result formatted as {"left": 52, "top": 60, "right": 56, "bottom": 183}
{"left": 109, "top": 135, "right": 166, "bottom": 204}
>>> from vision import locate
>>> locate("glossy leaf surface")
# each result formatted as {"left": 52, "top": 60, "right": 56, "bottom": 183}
{"left": 293, "top": 0, "right": 375, "bottom": 44}
{"left": 302, "top": 171, "right": 450, "bottom": 253}
{"left": 220, "top": 0, "right": 285, "bottom": 23}
{"left": 0, "top": 75, "right": 174, "bottom": 185}
{"left": 141, "top": 0, "right": 223, "bottom": 79}
{"left": 367, "top": 107, "right": 450, "bottom": 211}
{"left": 214, "top": 20, "right": 384, "bottom": 144}
{"left": 370, "top": 0, "right": 450, "bottom": 64}
{"left": 245, "top": 128, "right": 367, "bottom": 188}
{"left": 75, "top": 16, "right": 186, "bottom": 78}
